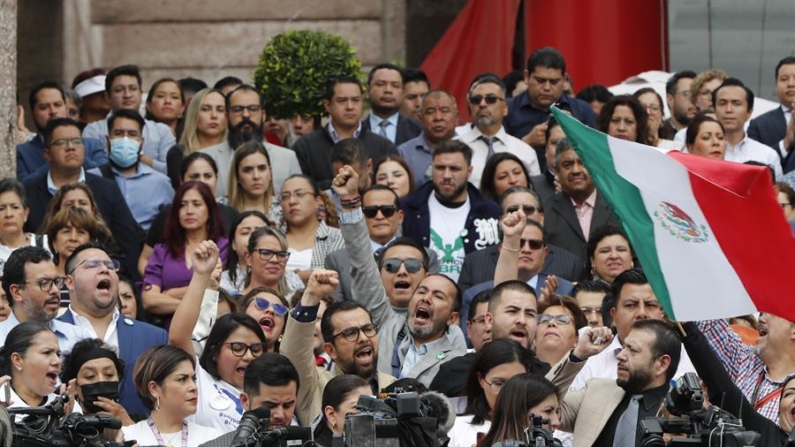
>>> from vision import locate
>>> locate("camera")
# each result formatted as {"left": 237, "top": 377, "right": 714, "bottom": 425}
{"left": 229, "top": 406, "right": 313, "bottom": 447}
{"left": 490, "top": 415, "right": 562, "bottom": 447}
{"left": 639, "top": 373, "right": 762, "bottom": 447}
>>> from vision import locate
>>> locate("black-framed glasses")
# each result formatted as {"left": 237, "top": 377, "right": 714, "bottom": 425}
{"left": 68, "top": 259, "right": 121, "bottom": 275}
{"left": 256, "top": 249, "right": 290, "bottom": 262}
{"left": 229, "top": 104, "right": 263, "bottom": 115}
{"left": 220, "top": 342, "right": 267, "bottom": 358}
{"left": 362, "top": 205, "right": 398, "bottom": 219}
{"left": 382, "top": 258, "right": 424, "bottom": 274}
{"left": 468, "top": 95, "right": 504, "bottom": 105}
{"left": 505, "top": 205, "right": 539, "bottom": 215}
{"left": 50, "top": 138, "right": 84, "bottom": 148}
{"left": 519, "top": 238, "right": 544, "bottom": 250}
{"left": 22, "top": 277, "right": 65, "bottom": 292}
{"left": 254, "top": 298, "right": 289, "bottom": 316}
{"left": 537, "top": 314, "right": 573, "bottom": 325}
{"left": 332, "top": 323, "right": 377, "bottom": 342}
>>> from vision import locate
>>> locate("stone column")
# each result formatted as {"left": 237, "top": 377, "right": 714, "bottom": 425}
{"left": 0, "top": 0, "right": 17, "bottom": 177}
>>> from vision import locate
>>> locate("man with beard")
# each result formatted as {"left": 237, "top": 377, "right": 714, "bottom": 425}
{"left": 662, "top": 70, "right": 697, "bottom": 138}
{"left": 89, "top": 109, "right": 173, "bottom": 231}
{"left": 0, "top": 246, "right": 91, "bottom": 353}
{"left": 457, "top": 74, "right": 540, "bottom": 187}
{"left": 559, "top": 319, "right": 681, "bottom": 447}
{"left": 17, "top": 81, "right": 108, "bottom": 182}
{"left": 543, "top": 138, "right": 619, "bottom": 262}
{"left": 279, "top": 269, "right": 396, "bottom": 427}
{"left": 332, "top": 165, "right": 469, "bottom": 386}
{"left": 200, "top": 84, "right": 301, "bottom": 199}
{"left": 401, "top": 140, "right": 501, "bottom": 282}
{"left": 58, "top": 242, "right": 167, "bottom": 418}
{"left": 361, "top": 64, "right": 422, "bottom": 145}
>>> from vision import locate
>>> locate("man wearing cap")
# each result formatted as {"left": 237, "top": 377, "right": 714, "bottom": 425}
{"left": 17, "top": 81, "right": 108, "bottom": 182}
{"left": 72, "top": 70, "right": 111, "bottom": 124}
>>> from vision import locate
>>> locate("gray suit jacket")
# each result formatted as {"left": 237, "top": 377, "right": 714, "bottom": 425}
{"left": 544, "top": 191, "right": 619, "bottom": 262}
{"left": 559, "top": 378, "right": 627, "bottom": 447}
{"left": 324, "top": 244, "right": 440, "bottom": 302}
{"left": 341, "top": 218, "right": 467, "bottom": 387}
{"left": 200, "top": 140, "right": 301, "bottom": 199}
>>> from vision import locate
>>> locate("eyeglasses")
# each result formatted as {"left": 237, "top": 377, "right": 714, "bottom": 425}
{"left": 256, "top": 248, "right": 290, "bottom": 262}
{"left": 505, "top": 205, "right": 539, "bottom": 215}
{"left": 229, "top": 104, "right": 263, "bottom": 115}
{"left": 68, "top": 259, "right": 120, "bottom": 275}
{"left": 537, "top": 314, "right": 573, "bottom": 325}
{"left": 254, "top": 298, "right": 289, "bottom": 316}
{"left": 382, "top": 258, "right": 424, "bottom": 274}
{"left": 220, "top": 342, "right": 267, "bottom": 358}
{"left": 332, "top": 323, "right": 377, "bottom": 342}
{"left": 470, "top": 315, "right": 487, "bottom": 325}
{"left": 468, "top": 95, "right": 504, "bottom": 106}
{"left": 580, "top": 307, "right": 602, "bottom": 316}
{"left": 362, "top": 205, "right": 398, "bottom": 219}
{"left": 279, "top": 190, "right": 316, "bottom": 202}
{"left": 519, "top": 238, "right": 544, "bottom": 250}
{"left": 50, "top": 138, "right": 84, "bottom": 148}
{"left": 482, "top": 378, "right": 507, "bottom": 391}
{"left": 22, "top": 277, "right": 65, "bottom": 292}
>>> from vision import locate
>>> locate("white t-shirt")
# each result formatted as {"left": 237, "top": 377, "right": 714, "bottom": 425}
{"left": 122, "top": 420, "right": 222, "bottom": 447}
{"left": 286, "top": 248, "right": 312, "bottom": 271}
{"left": 448, "top": 415, "right": 491, "bottom": 447}
{"left": 428, "top": 194, "right": 471, "bottom": 282}
{"left": 188, "top": 362, "right": 245, "bottom": 434}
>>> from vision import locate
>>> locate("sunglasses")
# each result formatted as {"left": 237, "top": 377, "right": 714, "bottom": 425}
{"left": 468, "top": 94, "right": 504, "bottom": 105}
{"left": 362, "top": 205, "right": 398, "bottom": 219}
{"left": 537, "top": 314, "right": 573, "bottom": 325}
{"left": 505, "top": 205, "right": 538, "bottom": 215}
{"left": 254, "top": 298, "right": 289, "bottom": 316}
{"left": 382, "top": 258, "right": 424, "bottom": 274}
{"left": 519, "top": 238, "right": 544, "bottom": 250}
{"left": 220, "top": 342, "right": 267, "bottom": 358}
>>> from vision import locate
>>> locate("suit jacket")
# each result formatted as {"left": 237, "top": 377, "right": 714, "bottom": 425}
{"left": 543, "top": 191, "right": 619, "bottom": 262}
{"left": 23, "top": 170, "right": 143, "bottom": 280}
{"left": 17, "top": 134, "right": 108, "bottom": 182}
{"left": 559, "top": 378, "right": 627, "bottom": 447}
{"left": 361, "top": 113, "right": 423, "bottom": 146}
{"left": 746, "top": 106, "right": 795, "bottom": 173}
{"left": 458, "top": 243, "right": 582, "bottom": 292}
{"left": 324, "top": 245, "right": 440, "bottom": 302}
{"left": 530, "top": 171, "right": 557, "bottom": 210}
{"left": 57, "top": 311, "right": 168, "bottom": 418}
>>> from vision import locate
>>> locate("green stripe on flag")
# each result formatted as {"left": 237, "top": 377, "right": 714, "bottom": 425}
{"left": 550, "top": 108, "right": 675, "bottom": 319}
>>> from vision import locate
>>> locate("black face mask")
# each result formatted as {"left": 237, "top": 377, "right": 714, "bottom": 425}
{"left": 80, "top": 381, "right": 120, "bottom": 414}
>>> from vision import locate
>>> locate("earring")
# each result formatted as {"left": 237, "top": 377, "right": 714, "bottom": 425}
{"left": 154, "top": 395, "right": 160, "bottom": 411}
{"left": 332, "top": 421, "right": 337, "bottom": 429}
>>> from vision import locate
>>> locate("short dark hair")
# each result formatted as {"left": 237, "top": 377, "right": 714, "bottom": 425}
{"left": 107, "top": 108, "right": 145, "bottom": 133}
{"left": 380, "top": 237, "right": 429, "bottom": 272}
{"left": 243, "top": 353, "right": 300, "bottom": 396}
{"left": 586, "top": 224, "right": 631, "bottom": 262}
{"left": 489, "top": 280, "right": 536, "bottom": 313}
{"left": 179, "top": 77, "right": 209, "bottom": 96}
{"left": 0, "top": 322, "right": 53, "bottom": 376}
{"left": 665, "top": 70, "right": 697, "bottom": 96}
{"left": 685, "top": 113, "right": 724, "bottom": 146}
{"left": 64, "top": 242, "right": 109, "bottom": 276}
{"left": 320, "top": 374, "right": 369, "bottom": 425}
{"left": 181, "top": 151, "right": 219, "bottom": 179}
{"left": 538, "top": 294, "right": 588, "bottom": 331}
{"left": 0, "top": 178, "right": 28, "bottom": 209}
{"left": 526, "top": 47, "right": 566, "bottom": 75}
{"left": 572, "top": 279, "right": 611, "bottom": 297}
{"left": 433, "top": 140, "right": 473, "bottom": 166}
{"left": 468, "top": 73, "right": 507, "bottom": 97}
{"left": 502, "top": 70, "right": 525, "bottom": 98}
{"left": 214, "top": 76, "right": 244, "bottom": 92}
{"left": 226, "top": 84, "right": 262, "bottom": 110}
{"left": 321, "top": 301, "right": 371, "bottom": 345}
{"left": 105, "top": 65, "right": 142, "bottom": 93}
{"left": 597, "top": 95, "right": 650, "bottom": 145}
{"left": 330, "top": 138, "right": 368, "bottom": 167}
{"left": 631, "top": 319, "right": 681, "bottom": 381}
{"left": 367, "top": 63, "right": 403, "bottom": 86}
{"left": 2, "top": 246, "right": 52, "bottom": 305}
{"left": 29, "top": 81, "right": 65, "bottom": 114}
{"left": 43, "top": 117, "right": 81, "bottom": 147}
{"left": 576, "top": 84, "right": 613, "bottom": 104}
{"left": 611, "top": 268, "right": 648, "bottom": 307}
{"left": 324, "top": 77, "right": 362, "bottom": 102}
{"left": 468, "top": 289, "right": 491, "bottom": 322}
{"left": 498, "top": 186, "right": 542, "bottom": 213}
{"left": 133, "top": 345, "right": 195, "bottom": 411}
{"left": 61, "top": 338, "right": 126, "bottom": 384}
{"left": 363, "top": 184, "right": 400, "bottom": 207}
{"left": 775, "top": 56, "right": 795, "bottom": 80}
{"left": 200, "top": 313, "right": 266, "bottom": 380}
{"left": 423, "top": 273, "right": 463, "bottom": 313}
{"left": 712, "top": 77, "right": 754, "bottom": 111}
{"left": 553, "top": 137, "right": 574, "bottom": 168}
{"left": 402, "top": 68, "right": 430, "bottom": 87}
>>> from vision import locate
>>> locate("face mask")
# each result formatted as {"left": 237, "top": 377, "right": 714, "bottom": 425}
{"left": 80, "top": 381, "right": 120, "bottom": 414}
{"left": 109, "top": 137, "right": 140, "bottom": 168}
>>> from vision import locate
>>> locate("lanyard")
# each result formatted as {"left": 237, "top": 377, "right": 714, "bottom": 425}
{"left": 147, "top": 417, "right": 188, "bottom": 447}
{"left": 751, "top": 373, "right": 782, "bottom": 411}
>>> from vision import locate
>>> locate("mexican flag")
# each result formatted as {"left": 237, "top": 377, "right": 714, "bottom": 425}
{"left": 551, "top": 107, "right": 795, "bottom": 322}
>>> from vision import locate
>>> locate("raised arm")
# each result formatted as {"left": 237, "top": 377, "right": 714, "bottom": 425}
{"left": 168, "top": 241, "right": 219, "bottom": 357}
{"left": 493, "top": 209, "right": 526, "bottom": 285}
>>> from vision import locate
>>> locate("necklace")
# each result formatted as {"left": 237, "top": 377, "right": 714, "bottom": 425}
{"left": 147, "top": 417, "right": 188, "bottom": 447}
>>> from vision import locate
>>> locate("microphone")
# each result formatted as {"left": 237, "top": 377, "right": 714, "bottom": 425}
{"left": 418, "top": 391, "right": 456, "bottom": 436}
{"left": 230, "top": 406, "right": 271, "bottom": 447}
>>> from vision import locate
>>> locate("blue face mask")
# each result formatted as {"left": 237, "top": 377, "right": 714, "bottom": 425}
{"left": 109, "top": 137, "right": 140, "bottom": 168}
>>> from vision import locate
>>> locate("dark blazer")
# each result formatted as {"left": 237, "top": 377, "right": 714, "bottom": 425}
{"left": 23, "top": 170, "right": 143, "bottom": 280}
{"left": 543, "top": 191, "right": 619, "bottom": 262}
{"left": 746, "top": 106, "right": 795, "bottom": 173}
{"left": 530, "top": 171, "right": 557, "bottom": 210}
{"left": 458, "top": 243, "right": 582, "bottom": 292}
{"left": 57, "top": 311, "right": 168, "bottom": 418}
{"left": 361, "top": 113, "right": 422, "bottom": 146}
{"left": 17, "top": 135, "right": 109, "bottom": 183}
{"left": 429, "top": 352, "right": 550, "bottom": 397}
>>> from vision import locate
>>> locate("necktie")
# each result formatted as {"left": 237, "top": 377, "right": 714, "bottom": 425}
{"left": 480, "top": 135, "right": 496, "bottom": 159}
{"left": 374, "top": 247, "right": 385, "bottom": 262}
{"left": 613, "top": 394, "right": 642, "bottom": 447}
{"left": 378, "top": 120, "right": 390, "bottom": 138}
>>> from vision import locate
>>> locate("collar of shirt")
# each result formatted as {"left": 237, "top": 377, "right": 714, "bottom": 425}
{"left": 110, "top": 162, "right": 154, "bottom": 179}
{"left": 571, "top": 189, "right": 597, "bottom": 209}
{"left": 6, "top": 310, "right": 78, "bottom": 343}
{"left": 408, "top": 335, "right": 445, "bottom": 356}
{"left": 370, "top": 113, "right": 399, "bottom": 131}
{"left": 371, "top": 237, "right": 396, "bottom": 254}
{"left": 47, "top": 168, "right": 86, "bottom": 195}
{"left": 527, "top": 274, "right": 540, "bottom": 291}
{"left": 640, "top": 382, "right": 670, "bottom": 412}
{"left": 328, "top": 122, "right": 362, "bottom": 144}
{"left": 518, "top": 89, "right": 571, "bottom": 112}
{"left": 67, "top": 305, "right": 120, "bottom": 343}
{"left": 725, "top": 132, "right": 750, "bottom": 154}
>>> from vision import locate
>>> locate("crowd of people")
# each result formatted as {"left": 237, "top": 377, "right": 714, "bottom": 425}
{"left": 1, "top": 43, "right": 793, "bottom": 447}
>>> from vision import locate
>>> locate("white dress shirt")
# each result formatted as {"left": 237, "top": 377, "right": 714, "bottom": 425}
{"left": 456, "top": 126, "right": 541, "bottom": 188}
{"left": 67, "top": 306, "right": 120, "bottom": 349}
{"left": 725, "top": 134, "right": 783, "bottom": 180}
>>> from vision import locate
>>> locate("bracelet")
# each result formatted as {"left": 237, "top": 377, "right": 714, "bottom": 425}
{"left": 340, "top": 196, "right": 362, "bottom": 210}
{"left": 501, "top": 244, "right": 520, "bottom": 253}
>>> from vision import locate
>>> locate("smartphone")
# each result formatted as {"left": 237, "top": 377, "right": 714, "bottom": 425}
{"left": 0, "top": 382, "right": 10, "bottom": 405}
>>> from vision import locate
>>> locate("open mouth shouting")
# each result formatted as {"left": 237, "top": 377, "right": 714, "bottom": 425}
{"left": 259, "top": 315, "right": 276, "bottom": 334}
{"left": 354, "top": 344, "right": 374, "bottom": 365}
{"left": 412, "top": 305, "right": 433, "bottom": 326}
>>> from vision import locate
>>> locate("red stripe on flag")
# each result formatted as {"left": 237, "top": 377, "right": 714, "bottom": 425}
{"left": 669, "top": 152, "right": 795, "bottom": 322}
